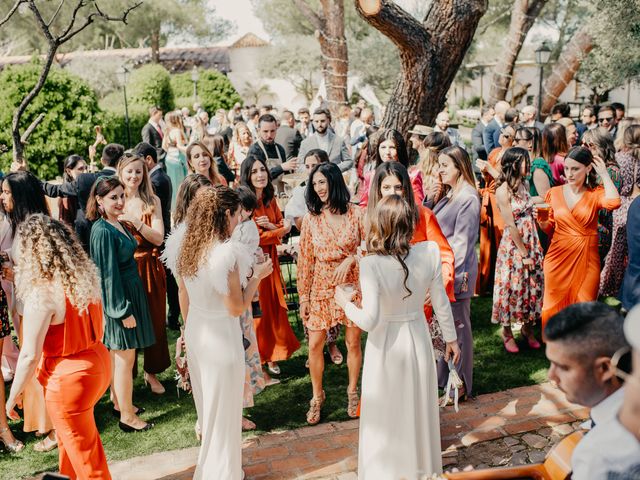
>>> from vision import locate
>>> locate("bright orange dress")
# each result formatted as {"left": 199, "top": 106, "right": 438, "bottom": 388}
{"left": 541, "top": 186, "right": 621, "bottom": 331}
{"left": 37, "top": 299, "right": 112, "bottom": 479}
{"left": 297, "top": 205, "right": 364, "bottom": 331}
{"left": 477, "top": 148, "right": 505, "bottom": 295}
{"left": 254, "top": 198, "right": 301, "bottom": 362}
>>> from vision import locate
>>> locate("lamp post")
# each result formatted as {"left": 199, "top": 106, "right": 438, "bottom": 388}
{"left": 191, "top": 66, "right": 199, "bottom": 103}
{"left": 116, "top": 66, "right": 131, "bottom": 148}
{"left": 535, "top": 41, "right": 552, "bottom": 121}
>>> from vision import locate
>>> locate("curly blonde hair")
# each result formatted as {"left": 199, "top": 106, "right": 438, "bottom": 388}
{"left": 15, "top": 214, "right": 101, "bottom": 311}
{"left": 177, "top": 185, "right": 240, "bottom": 278}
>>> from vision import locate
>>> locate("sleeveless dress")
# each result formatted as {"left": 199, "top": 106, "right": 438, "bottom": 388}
{"left": 183, "top": 241, "right": 252, "bottom": 479}
{"left": 90, "top": 218, "right": 156, "bottom": 350}
{"left": 165, "top": 129, "right": 188, "bottom": 210}
{"left": 491, "top": 190, "right": 544, "bottom": 326}
{"left": 129, "top": 213, "right": 170, "bottom": 374}
{"left": 36, "top": 295, "right": 111, "bottom": 479}
{"left": 343, "top": 242, "right": 457, "bottom": 479}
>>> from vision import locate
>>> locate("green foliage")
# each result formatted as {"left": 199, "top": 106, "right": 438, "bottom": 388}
{"left": 128, "top": 64, "right": 175, "bottom": 113}
{"left": 0, "top": 62, "right": 101, "bottom": 179}
{"left": 171, "top": 69, "right": 241, "bottom": 113}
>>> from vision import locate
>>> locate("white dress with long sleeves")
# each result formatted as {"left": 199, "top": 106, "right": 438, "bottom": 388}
{"left": 182, "top": 240, "right": 252, "bottom": 480}
{"left": 344, "top": 241, "right": 457, "bottom": 480}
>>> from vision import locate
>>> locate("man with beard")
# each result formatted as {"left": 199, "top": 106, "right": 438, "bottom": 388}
{"left": 297, "top": 108, "right": 351, "bottom": 172}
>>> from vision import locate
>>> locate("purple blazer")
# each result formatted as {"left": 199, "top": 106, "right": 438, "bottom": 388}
{"left": 432, "top": 183, "right": 480, "bottom": 300}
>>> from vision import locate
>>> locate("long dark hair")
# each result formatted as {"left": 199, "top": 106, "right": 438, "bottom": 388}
{"left": 566, "top": 146, "right": 598, "bottom": 189}
{"left": 86, "top": 176, "right": 122, "bottom": 221}
{"left": 240, "top": 154, "right": 275, "bottom": 206}
{"left": 498, "top": 147, "right": 530, "bottom": 195}
{"left": 173, "top": 173, "right": 212, "bottom": 225}
{"left": 305, "top": 162, "right": 350, "bottom": 215}
{"left": 366, "top": 194, "right": 414, "bottom": 299}
{"left": 372, "top": 128, "right": 410, "bottom": 169}
{"left": 2, "top": 172, "right": 50, "bottom": 235}
{"left": 367, "top": 162, "right": 419, "bottom": 226}
{"left": 63, "top": 154, "right": 85, "bottom": 183}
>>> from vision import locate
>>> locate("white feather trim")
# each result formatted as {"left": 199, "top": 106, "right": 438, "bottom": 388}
{"left": 160, "top": 223, "right": 186, "bottom": 275}
{"left": 206, "top": 240, "right": 254, "bottom": 296}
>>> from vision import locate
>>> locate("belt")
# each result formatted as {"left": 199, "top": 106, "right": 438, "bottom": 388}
{"left": 380, "top": 311, "right": 422, "bottom": 323}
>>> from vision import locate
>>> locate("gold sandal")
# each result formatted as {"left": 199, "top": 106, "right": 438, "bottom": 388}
{"left": 306, "top": 390, "right": 326, "bottom": 425}
{"left": 33, "top": 431, "right": 58, "bottom": 453}
{"left": 0, "top": 426, "right": 24, "bottom": 453}
{"left": 347, "top": 389, "right": 359, "bottom": 418}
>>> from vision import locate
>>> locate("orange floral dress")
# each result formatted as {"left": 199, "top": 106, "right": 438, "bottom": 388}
{"left": 297, "top": 205, "right": 365, "bottom": 331}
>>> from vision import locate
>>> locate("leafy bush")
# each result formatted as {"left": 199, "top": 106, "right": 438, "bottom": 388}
{"left": 170, "top": 68, "right": 241, "bottom": 113}
{"left": 0, "top": 61, "right": 101, "bottom": 179}
{"left": 128, "top": 64, "right": 175, "bottom": 113}
{"left": 99, "top": 91, "right": 149, "bottom": 149}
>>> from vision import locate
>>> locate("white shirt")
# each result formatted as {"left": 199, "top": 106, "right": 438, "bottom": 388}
{"left": 149, "top": 164, "right": 162, "bottom": 176}
{"left": 284, "top": 183, "right": 307, "bottom": 220}
{"left": 572, "top": 388, "right": 640, "bottom": 480}
{"left": 316, "top": 132, "right": 330, "bottom": 153}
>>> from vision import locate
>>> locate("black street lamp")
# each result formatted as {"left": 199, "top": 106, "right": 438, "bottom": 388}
{"left": 191, "top": 66, "right": 199, "bottom": 103}
{"left": 116, "top": 65, "right": 131, "bottom": 148}
{"left": 535, "top": 41, "right": 552, "bottom": 121}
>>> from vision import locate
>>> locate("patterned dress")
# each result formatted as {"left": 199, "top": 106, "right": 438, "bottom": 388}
{"left": 0, "top": 286, "right": 9, "bottom": 339}
{"left": 491, "top": 190, "right": 544, "bottom": 326}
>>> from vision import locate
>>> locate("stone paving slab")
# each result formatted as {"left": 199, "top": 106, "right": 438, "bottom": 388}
{"left": 105, "top": 382, "right": 589, "bottom": 480}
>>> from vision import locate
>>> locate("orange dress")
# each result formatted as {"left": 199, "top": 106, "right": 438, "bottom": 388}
{"left": 254, "top": 198, "right": 301, "bottom": 362}
{"left": 130, "top": 213, "right": 170, "bottom": 374}
{"left": 541, "top": 187, "right": 621, "bottom": 331}
{"left": 37, "top": 299, "right": 112, "bottom": 479}
{"left": 297, "top": 205, "right": 364, "bottom": 331}
{"left": 477, "top": 148, "right": 505, "bottom": 295}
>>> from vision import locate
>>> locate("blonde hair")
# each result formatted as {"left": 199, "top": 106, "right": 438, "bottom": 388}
{"left": 177, "top": 186, "right": 240, "bottom": 278}
{"left": 163, "top": 111, "right": 186, "bottom": 150}
{"left": 117, "top": 152, "right": 156, "bottom": 215}
{"left": 15, "top": 214, "right": 101, "bottom": 311}
{"left": 615, "top": 117, "right": 638, "bottom": 151}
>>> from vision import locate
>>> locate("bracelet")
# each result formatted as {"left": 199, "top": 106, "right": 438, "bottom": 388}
{"left": 136, "top": 221, "right": 144, "bottom": 231}
{"left": 247, "top": 267, "right": 254, "bottom": 280}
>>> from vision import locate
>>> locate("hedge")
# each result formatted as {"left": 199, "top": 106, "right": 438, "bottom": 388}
{"left": 170, "top": 69, "right": 241, "bottom": 113}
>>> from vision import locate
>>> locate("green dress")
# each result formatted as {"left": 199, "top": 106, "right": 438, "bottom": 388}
{"left": 90, "top": 218, "right": 156, "bottom": 351}
{"left": 529, "top": 157, "right": 554, "bottom": 197}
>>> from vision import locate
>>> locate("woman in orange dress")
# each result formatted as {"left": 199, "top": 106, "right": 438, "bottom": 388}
{"left": 475, "top": 123, "right": 515, "bottom": 295}
{"left": 7, "top": 215, "right": 111, "bottom": 479}
{"left": 297, "top": 163, "right": 364, "bottom": 424}
{"left": 118, "top": 152, "right": 169, "bottom": 394}
{"left": 537, "top": 147, "right": 620, "bottom": 333}
{"left": 241, "top": 155, "right": 300, "bottom": 376}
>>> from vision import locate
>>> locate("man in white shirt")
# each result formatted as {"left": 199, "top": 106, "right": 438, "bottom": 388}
{"left": 434, "top": 111, "right": 466, "bottom": 150}
{"left": 544, "top": 302, "right": 631, "bottom": 480}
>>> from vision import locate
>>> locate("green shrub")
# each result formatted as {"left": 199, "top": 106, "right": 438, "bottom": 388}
{"left": 0, "top": 61, "right": 101, "bottom": 179}
{"left": 99, "top": 91, "right": 149, "bottom": 149}
{"left": 170, "top": 69, "right": 241, "bottom": 113}
{"left": 128, "top": 64, "right": 175, "bottom": 113}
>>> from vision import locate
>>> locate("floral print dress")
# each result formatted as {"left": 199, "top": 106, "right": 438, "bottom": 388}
{"left": 491, "top": 190, "right": 544, "bottom": 326}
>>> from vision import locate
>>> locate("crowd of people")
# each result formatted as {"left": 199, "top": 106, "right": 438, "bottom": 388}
{"left": 0, "top": 96, "right": 638, "bottom": 480}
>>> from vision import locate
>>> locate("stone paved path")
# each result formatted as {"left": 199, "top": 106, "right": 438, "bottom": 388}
{"left": 107, "top": 382, "right": 589, "bottom": 480}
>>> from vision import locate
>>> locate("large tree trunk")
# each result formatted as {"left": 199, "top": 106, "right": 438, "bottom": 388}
{"left": 150, "top": 28, "right": 160, "bottom": 63}
{"left": 540, "top": 26, "right": 593, "bottom": 117}
{"left": 488, "top": 0, "right": 547, "bottom": 104}
{"left": 356, "top": 0, "right": 487, "bottom": 136}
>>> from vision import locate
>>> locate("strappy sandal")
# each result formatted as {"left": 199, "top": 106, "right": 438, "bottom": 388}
{"left": 347, "top": 389, "right": 360, "bottom": 418}
{"left": 33, "top": 431, "right": 58, "bottom": 453}
{"left": 0, "top": 426, "right": 24, "bottom": 453}
{"left": 306, "top": 390, "right": 326, "bottom": 425}
{"left": 328, "top": 343, "right": 344, "bottom": 365}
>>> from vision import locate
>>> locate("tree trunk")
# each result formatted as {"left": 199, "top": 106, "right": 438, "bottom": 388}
{"left": 318, "top": 0, "right": 348, "bottom": 116}
{"left": 150, "top": 28, "right": 160, "bottom": 63}
{"left": 540, "top": 26, "right": 593, "bottom": 117}
{"left": 488, "top": 0, "right": 547, "bottom": 104}
{"left": 356, "top": 0, "right": 487, "bottom": 136}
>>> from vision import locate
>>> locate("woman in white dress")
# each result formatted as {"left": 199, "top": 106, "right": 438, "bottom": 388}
{"left": 335, "top": 194, "right": 460, "bottom": 480}
{"left": 176, "top": 186, "right": 273, "bottom": 479}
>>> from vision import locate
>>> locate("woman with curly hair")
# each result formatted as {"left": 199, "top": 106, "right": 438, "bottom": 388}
{"left": 177, "top": 186, "right": 273, "bottom": 479}
{"left": 88, "top": 176, "right": 156, "bottom": 432}
{"left": 117, "top": 152, "right": 169, "bottom": 395}
{"left": 6, "top": 214, "right": 111, "bottom": 478}
{"left": 334, "top": 194, "right": 459, "bottom": 479}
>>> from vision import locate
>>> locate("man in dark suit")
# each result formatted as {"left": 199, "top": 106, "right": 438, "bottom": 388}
{"left": 134, "top": 142, "right": 180, "bottom": 331}
{"left": 275, "top": 110, "right": 303, "bottom": 159}
{"left": 141, "top": 106, "right": 164, "bottom": 151}
{"left": 471, "top": 106, "right": 495, "bottom": 161}
{"left": 483, "top": 100, "right": 510, "bottom": 154}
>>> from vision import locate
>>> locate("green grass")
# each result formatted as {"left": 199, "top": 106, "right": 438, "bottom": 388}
{"left": 1, "top": 296, "right": 549, "bottom": 479}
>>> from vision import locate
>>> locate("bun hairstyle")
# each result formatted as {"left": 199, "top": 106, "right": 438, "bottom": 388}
{"left": 86, "top": 176, "right": 123, "bottom": 221}
{"left": 366, "top": 194, "right": 414, "bottom": 299}
{"left": 566, "top": 146, "right": 598, "bottom": 189}
{"left": 63, "top": 154, "right": 85, "bottom": 182}
{"left": 498, "top": 147, "right": 530, "bottom": 195}
{"left": 623, "top": 124, "right": 640, "bottom": 159}
{"left": 177, "top": 185, "right": 240, "bottom": 278}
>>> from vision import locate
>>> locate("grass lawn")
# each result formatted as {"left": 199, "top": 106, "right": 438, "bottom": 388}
{"left": 1, "top": 294, "right": 549, "bottom": 479}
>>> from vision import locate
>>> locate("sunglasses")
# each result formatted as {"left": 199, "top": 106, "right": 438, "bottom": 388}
{"left": 500, "top": 133, "right": 513, "bottom": 139}
{"left": 598, "top": 117, "right": 614, "bottom": 123}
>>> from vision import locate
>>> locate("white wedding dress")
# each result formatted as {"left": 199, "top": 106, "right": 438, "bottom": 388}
{"left": 182, "top": 240, "right": 252, "bottom": 480}
{"left": 344, "top": 241, "right": 457, "bottom": 480}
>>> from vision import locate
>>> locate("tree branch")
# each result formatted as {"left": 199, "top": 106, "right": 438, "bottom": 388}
{"left": 292, "top": 0, "right": 323, "bottom": 31}
{"left": 47, "top": 0, "right": 66, "bottom": 27}
{"left": 58, "top": 1, "right": 142, "bottom": 44}
{"left": 20, "top": 113, "right": 45, "bottom": 144}
{"left": 0, "top": 0, "right": 26, "bottom": 28}
{"left": 28, "top": 0, "right": 56, "bottom": 46}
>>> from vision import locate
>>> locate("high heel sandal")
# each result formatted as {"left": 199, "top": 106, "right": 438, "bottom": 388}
{"left": 306, "top": 390, "right": 326, "bottom": 425}
{"left": 521, "top": 327, "right": 541, "bottom": 349}
{"left": 503, "top": 333, "right": 520, "bottom": 353}
{"left": 144, "top": 373, "right": 166, "bottom": 395}
{"left": 0, "top": 426, "right": 24, "bottom": 453}
{"left": 347, "top": 389, "right": 360, "bottom": 418}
